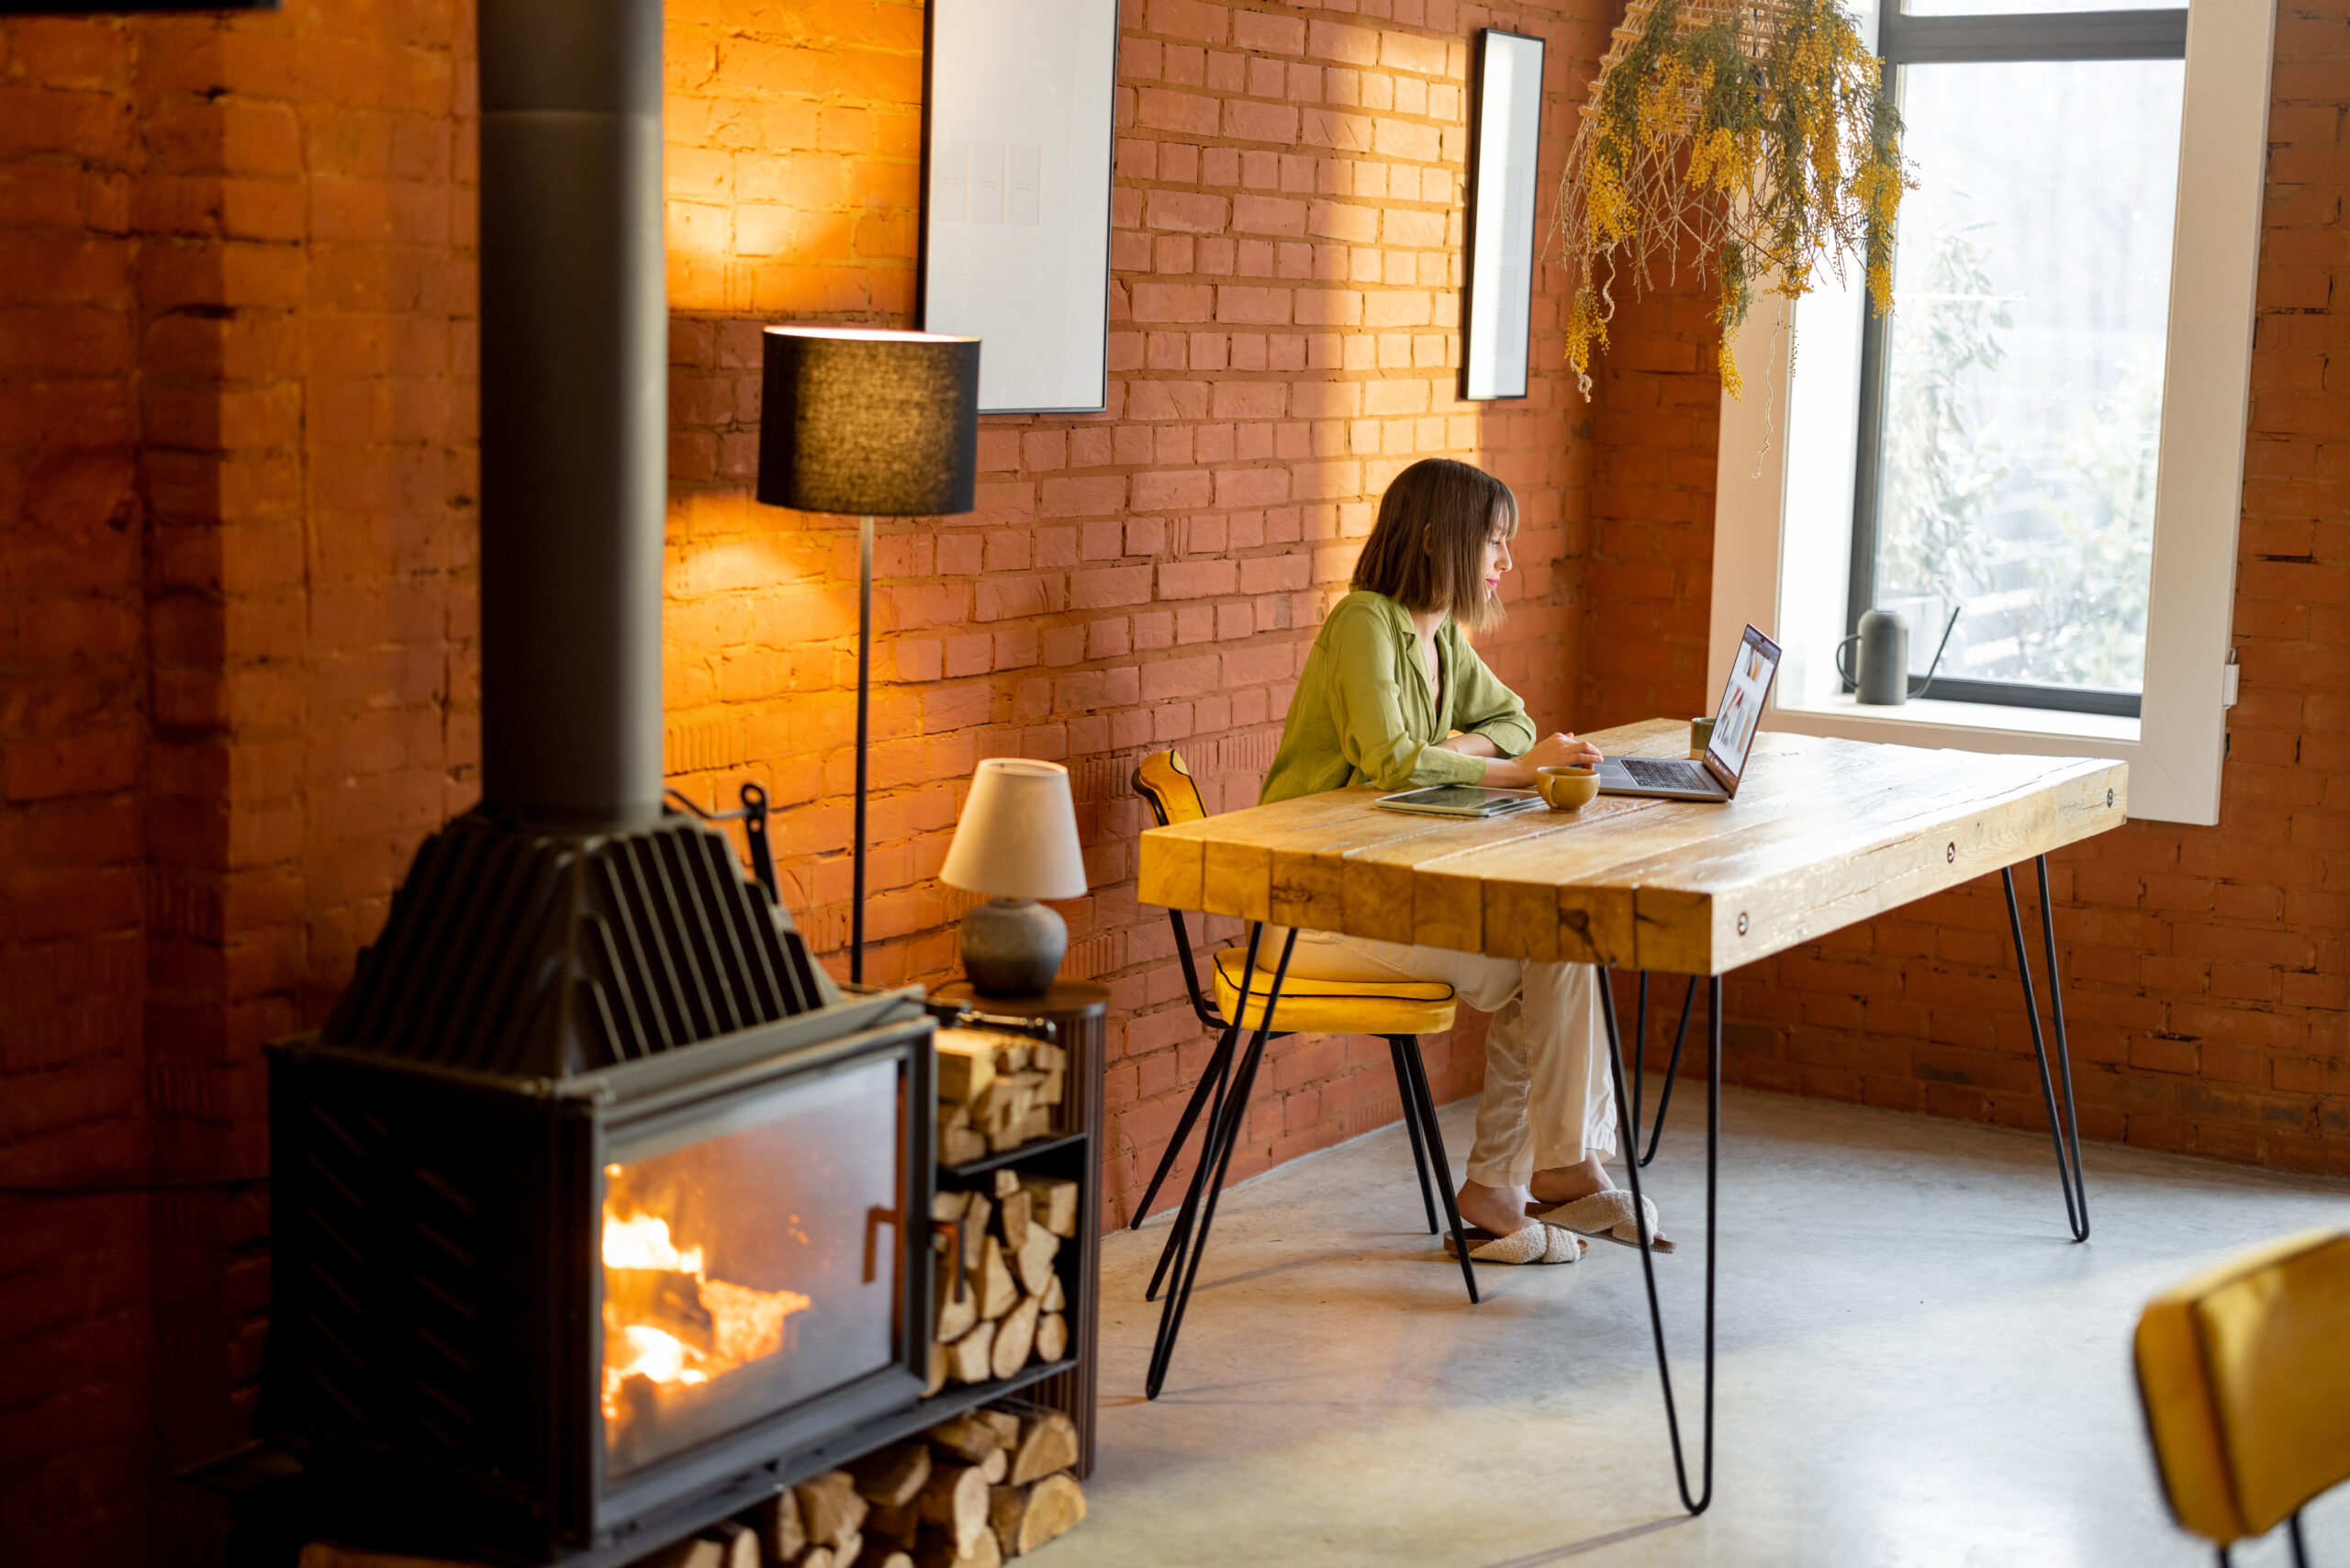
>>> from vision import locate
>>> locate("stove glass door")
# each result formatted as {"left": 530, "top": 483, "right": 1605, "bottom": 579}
{"left": 600, "top": 1055, "right": 903, "bottom": 1479}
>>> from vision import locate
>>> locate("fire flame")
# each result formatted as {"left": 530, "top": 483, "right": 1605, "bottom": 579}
{"left": 603, "top": 1209, "right": 704, "bottom": 1274}
{"left": 600, "top": 1206, "right": 811, "bottom": 1428}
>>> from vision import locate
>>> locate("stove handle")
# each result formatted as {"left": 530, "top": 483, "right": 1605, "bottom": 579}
{"left": 867, "top": 1204, "right": 902, "bottom": 1286}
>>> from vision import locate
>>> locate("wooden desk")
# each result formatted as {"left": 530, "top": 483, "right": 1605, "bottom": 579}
{"left": 1138, "top": 720, "right": 2127, "bottom": 976}
{"left": 1135, "top": 721, "right": 2126, "bottom": 1514}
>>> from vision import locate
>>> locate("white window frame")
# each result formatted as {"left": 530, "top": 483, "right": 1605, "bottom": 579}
{"left": 1709, "top": 0, "right": 2276, "bottom": 825}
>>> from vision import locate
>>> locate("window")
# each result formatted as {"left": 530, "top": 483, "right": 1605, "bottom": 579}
{"left": 1851, "top": 3, "right": 2188, "bottom": 719}
{"left": 1708, "top": 0, "right": 2275, "bottom": 825}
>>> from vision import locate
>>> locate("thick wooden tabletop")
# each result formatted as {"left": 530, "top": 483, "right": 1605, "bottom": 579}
{"left": 1136, "top": 720, "right": 2128, "bottom": 976}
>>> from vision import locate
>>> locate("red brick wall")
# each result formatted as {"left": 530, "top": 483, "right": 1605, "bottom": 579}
{"left": 658, "top": 0, "right": 1611, "bottom": 1216}
{"left": 1594, "top": 6, "right": 2350, "bottom": 1177}
{"left": 1, "top": 5, "right": 478, "bottom": 1560}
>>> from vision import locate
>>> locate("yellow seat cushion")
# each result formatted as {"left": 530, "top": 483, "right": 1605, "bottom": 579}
{"left": 2134, "top": 1228, "right": 2350, "bottom": 1545}
{"left": 1211, "top": 947, "right": 1457, "bottom": 1036}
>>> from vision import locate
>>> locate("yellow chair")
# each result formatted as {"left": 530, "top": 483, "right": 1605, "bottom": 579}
{"left": 1129, "top": 749, "right": 1481, "bottom": 1324}
{"left": 2134, "top": 1228, "right": 2350, "bottom": 1567}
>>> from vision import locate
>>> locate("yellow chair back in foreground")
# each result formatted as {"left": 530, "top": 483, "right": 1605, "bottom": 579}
{"left": 2134, "top": 1227, "right": 2350, "bottom": 1562}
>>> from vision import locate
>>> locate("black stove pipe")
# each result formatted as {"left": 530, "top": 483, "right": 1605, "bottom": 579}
{"left": 477, "top": 0, "right": 666, "bottom": 830}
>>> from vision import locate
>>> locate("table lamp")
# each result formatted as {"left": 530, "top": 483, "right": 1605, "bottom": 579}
{"left": 940, "top": 759, "right": 1089, "bottom": 996}
{"left": 758, "top": 326, "right": 979, "bottom": 984}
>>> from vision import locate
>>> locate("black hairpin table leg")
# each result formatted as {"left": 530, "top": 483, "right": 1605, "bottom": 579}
{"left": 1600, "top": 968, "right": 1718, "bottom": 1516}
{"left": 2001, "top": 855, "right": 2090, "bottom": 1241}
{"left": 1145, "top": 926, "right": 1297, "bottom": 1399}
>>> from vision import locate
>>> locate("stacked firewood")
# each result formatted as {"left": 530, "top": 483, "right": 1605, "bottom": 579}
{"left": 643, "top": 1406, "right": 1086, "bottom": 1568}
{"left": 924, "top": 1170, "right": 1079, "bottom": 1395}
{"left": 935, "top": 1028, "right": 1068, "bottom": 1164}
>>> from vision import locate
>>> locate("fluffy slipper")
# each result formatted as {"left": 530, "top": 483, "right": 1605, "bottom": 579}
{"left": 1442, "top": 1221, "right": 1584, "bottom": 1265}
{"left": 1531, "top": 1189, "right": 1675, "bottom": 1253}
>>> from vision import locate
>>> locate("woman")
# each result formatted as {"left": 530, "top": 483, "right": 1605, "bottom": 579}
{"left": 1258, "top": 457, "right": 1671, "bottom": 1263}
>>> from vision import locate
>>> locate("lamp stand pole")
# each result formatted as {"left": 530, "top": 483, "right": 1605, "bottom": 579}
{"left": 852, "top": 514, "right": 873, "bottom": 986}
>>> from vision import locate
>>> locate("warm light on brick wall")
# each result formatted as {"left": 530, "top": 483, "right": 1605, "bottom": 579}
{"left": 657, "top": 0, "right": 1609, "bottom": 1219}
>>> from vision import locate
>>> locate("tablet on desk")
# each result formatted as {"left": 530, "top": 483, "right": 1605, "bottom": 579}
{"left": 1373, "top": 784, "right": 1545, "bottom": 818}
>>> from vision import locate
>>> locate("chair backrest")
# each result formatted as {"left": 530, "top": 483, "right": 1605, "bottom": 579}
{"left": 2134, "top": 1227, "right": 2350, "bottom": 1548}
{"left": 1135, "top": 748, "right": 1205, "bottom": 828}
{"left": 1132, "top": 749, "right": 1220, "bottom": 1027}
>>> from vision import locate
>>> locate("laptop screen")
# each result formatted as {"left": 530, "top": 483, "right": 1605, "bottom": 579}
{"left": 1706, "top": 625, "right": 1782, "bottom": 784}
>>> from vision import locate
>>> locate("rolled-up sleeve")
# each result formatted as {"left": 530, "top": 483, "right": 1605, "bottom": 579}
{"left": 1448, "top": 633, "right": 1536, "bottom": 757}
{"left": 1325, "top": 609, "right": 1487, "bottom": 790}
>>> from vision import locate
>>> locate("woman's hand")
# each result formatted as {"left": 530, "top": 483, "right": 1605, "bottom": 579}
{"left": 1483, "top": 731, "right": 1603, "bottom": 788}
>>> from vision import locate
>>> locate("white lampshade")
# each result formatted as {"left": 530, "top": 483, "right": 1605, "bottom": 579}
{"left": 941, "top": 759, "right": 1088, "bottom": 901}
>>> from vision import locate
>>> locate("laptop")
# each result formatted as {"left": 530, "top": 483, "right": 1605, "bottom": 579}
{"left": 1597, "top": 625, "right": 1782, "bottom": 802}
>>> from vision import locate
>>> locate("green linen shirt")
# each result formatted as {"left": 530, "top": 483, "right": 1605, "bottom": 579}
{"left": 1259, "top": 589, "right": 1537, "bottom": 804}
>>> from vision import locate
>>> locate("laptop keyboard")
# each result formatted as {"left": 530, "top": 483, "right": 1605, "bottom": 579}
{"left": 1619, "top": 756, "right": 1715, "bottom": 790}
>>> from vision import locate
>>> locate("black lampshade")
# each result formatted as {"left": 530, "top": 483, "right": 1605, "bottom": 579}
{"left": 757, "top": 327, "right": 981, "bottom": 517}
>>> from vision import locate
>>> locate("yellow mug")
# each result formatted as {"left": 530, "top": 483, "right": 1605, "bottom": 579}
{"left": 1535, "top": 765, "right": 1599, "bottom": 812}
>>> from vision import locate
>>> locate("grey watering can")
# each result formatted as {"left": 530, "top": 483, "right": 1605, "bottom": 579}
{"left": 1837, "top": 605, "right": 1961, "bottom": 706}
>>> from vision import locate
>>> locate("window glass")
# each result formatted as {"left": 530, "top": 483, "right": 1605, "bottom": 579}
{"left": 1871, "top": 57, "right": 2185, "bottom": 692}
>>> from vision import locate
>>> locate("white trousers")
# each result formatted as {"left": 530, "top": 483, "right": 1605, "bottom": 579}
{"left": 1271, "top": 928, "right": 1617, "bottom": 1186}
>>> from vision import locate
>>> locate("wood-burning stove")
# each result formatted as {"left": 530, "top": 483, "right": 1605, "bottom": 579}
{"left": 265, "top": 980, "right": 935, "bottom": 1561}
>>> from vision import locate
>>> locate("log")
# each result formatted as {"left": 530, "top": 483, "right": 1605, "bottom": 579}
{"left": 1013, "top": 1475, "right": 1084, "bottom": 1555}
{"left": 795, "top": 1551, "right": 834, "bottom": 1568}
{"left": 639, "top": 1541, "right": 723, "bottom": 1568}
{"left": 1038, "top": 1071, "right": 1063, "bottom": 1109}
{"left": 1034, "top": 1312, "right": 1067, "bottom": 1364}
{"left": 603, "top": 1266, "right": 714, "bottom": 1352}
{"left": 912, "top": 1525, "right": 1001, "bottom": 1568}
{"left": 990, "top": 1169, "right": 1024, "bottom": 1201}
{"left": 1012, "top": 1226, "right": 1058, "bottom": 1298}
{"left": 795, "top": 1470, "right": 870, "bottom": 1548}
{"left": 946, "top": 1319, "right": 994, "bottom": 1384}
{"left": 849, "top": 1441, "right": 932, "bottom": 1508}
{"left": 923, "top": 1414, "right": 1000, "bottom": 1464}
{"left": 934, "top": 1267, "right": 978, "bottom": 1345}
{"left": 760, "top": 1490, "right": 809, "bottom": 1560}
{"left": 977, "top": 1447, "right": 1007, "bottom": 1485}
{"left": 959, "top": 1196, "right": 993, "bottom": 1270}
{"left": 973, "top": 1409, "right": 1022, "bottom": 1450}
{"left": 867, "top": 1498, "right": 922, "bottom": 1550}
{"left": 989, "top": 1295, "right": 1039, "bottom": 1381}
{"left": 1041, "top": 1274, "right": 1065, "bottom": 1314}
{"left": 995, "top": 1177, "right": 1028, "bottom": 1250}
{"left": 971, "top": 1236, "right": 1018, "bottom": 1321}
{"left": 924, "top": 1341, "right": 948, "bottom": 1398}
{"left": 934, "top": 1030, "right": 1000, "bottom": 1103}
{"left": 1030, "top": 1042, "right": 1064, "bottom": 1076}
{"left": 828, "top": 1532, "right": 863, "bottom": 1568}
{"left": 1015, "top": 1107, "right": 1050, "bottom": 1145}
{"left": 931, "top": 1191, "right": 968, "bottom": 1224}
{"left": 987, "top": 1485, "right": 1024, "bottom": 1559}
{"left": 915, "top": 1462, "right": 991, "bottom": 1558}
{"left": 1019, "top": 1178, "right": 1079, "bottom": 1239}
{"left": 1008, "top": 1412, "right": 1079, "bottom": 1486}
{"left": 705, "top": 1520, "right": 757, "bottom": 1568}
{"left": 851, "top": 1545, "right": 914, "bottom": 1568}
{"left": 941, "top": 1126, "right": 987, "bottom": 1165}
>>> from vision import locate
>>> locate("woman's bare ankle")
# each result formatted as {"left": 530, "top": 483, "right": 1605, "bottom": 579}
{"left": 1456, "top": 1178, "right": 1536, "bottom": 1237}
{"left": 1528, "top": 1153, "right": 1612, "bottom": 1206}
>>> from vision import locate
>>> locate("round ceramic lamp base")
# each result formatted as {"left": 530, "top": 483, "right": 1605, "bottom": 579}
{"left": 958, "top": 897, "right": 1066, "bottom": 997}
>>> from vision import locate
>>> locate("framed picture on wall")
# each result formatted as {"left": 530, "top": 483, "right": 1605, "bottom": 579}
{"left": 1461, "top": 28, "right": 1547, "bottom": 401}
{"left": 920, "top": 0, "right": 1119, "bottom": 415}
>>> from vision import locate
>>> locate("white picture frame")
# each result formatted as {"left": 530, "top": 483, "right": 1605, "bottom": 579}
{"left": 920, "top": 0, "right": 1119, "bottom": 415}
{"left": 1461, "top": 28, "right": 1546, "bottom": 402}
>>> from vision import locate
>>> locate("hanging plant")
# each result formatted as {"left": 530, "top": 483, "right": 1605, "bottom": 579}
{"left": 1558, "top": 0, "right": 1912, "bottom": 398}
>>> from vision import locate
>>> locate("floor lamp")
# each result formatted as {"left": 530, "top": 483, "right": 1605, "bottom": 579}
{"left": 757, "top": 326, "right": 980, "bottom": 985}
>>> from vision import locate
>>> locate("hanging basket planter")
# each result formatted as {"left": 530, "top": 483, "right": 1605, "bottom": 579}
{"left": 1558, "top": 0, "right": 1912, "bottom": 398}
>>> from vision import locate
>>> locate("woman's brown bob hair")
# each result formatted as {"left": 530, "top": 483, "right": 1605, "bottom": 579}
{"left": 1350, "top": 457, "right": 1518, "bottom": 633}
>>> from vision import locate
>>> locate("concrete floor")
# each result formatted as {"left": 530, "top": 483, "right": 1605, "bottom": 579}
{"left": 1062, "top": 1082, "right": 2350, "bottom": 1567}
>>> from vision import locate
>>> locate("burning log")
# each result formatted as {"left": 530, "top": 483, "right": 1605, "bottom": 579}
{"left": 604, "top": 1268, "right": 714, "bottom": 1352}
